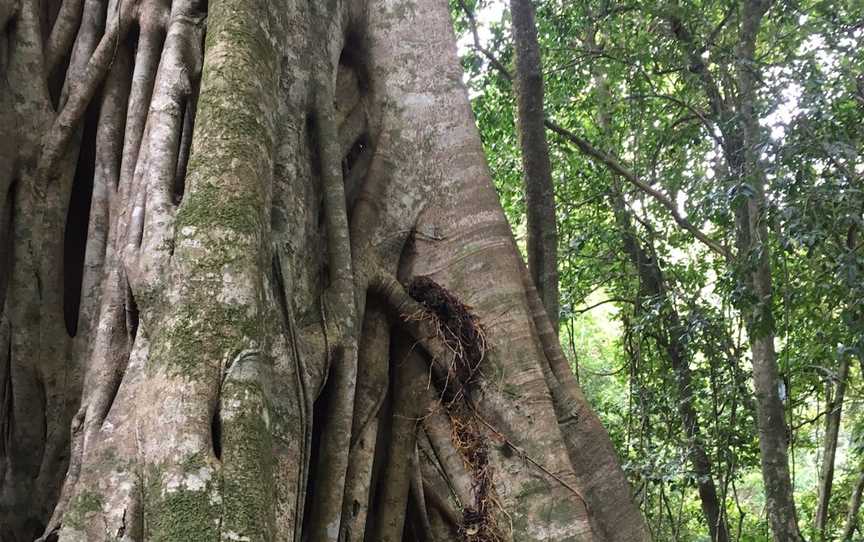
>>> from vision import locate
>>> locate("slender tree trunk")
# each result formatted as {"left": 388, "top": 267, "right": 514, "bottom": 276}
{"left": 733, "top": 1, "right": 803, "bottom": 539}
{"left": 841, "top": 465, "right": 864, "bottom": 541}
{"left": 814, "top": 354, "right": 851, "bottom": 538}
{"left": 665, "top": 2, "right": 803, "bottom": 537}
{"left": 0, "top": 0, "right": 647, "bottom": 540}
{"left": 510, "top": 0, "right": 560, "bottom": 331}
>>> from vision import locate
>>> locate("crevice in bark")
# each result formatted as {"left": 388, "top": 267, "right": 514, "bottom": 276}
{"left": 125, "top": 279, "right": 139, "bottom": 343}
{"left": 338, "top": 31, "right": 370, "bottom": 96}
{"left": 342, "top": 132, "right": 369, "bottom": 181}
{"left": 47, "top": 51, "right": 72, "bottom": 111}
{"left": 36, "top": 371, "right": 48, "bottom": 462}
{"left": 301, "top": 368, "right": 331, "bottom": 535}
{"left": 306, "top": 112, "right": 321, "bottom": 179}
{"left": 210, "top": 401, "right": 222, "bottom": 460}
{"left": 171, "top": 93, "right": 193, "bottom": 205}
{"left": 0, "top": 321, "right": 11, "bottom": 466}
{"left": 63, "top": 100, "right": 98, "bottom": 337}
{"left": 0, "top": 181, "right": 15, "bottom": 311}
{"left": 344, "top": 140, "right": 371, "bottom": 216}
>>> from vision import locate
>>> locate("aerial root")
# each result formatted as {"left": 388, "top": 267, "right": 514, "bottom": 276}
{"left": 38, "top": 1, "right": 138, "bottom": 186}
{"left": 44, "top": 0, "right": 85, "bottom": 75}
{"left": 447, "top": 411, "right": 502, "bottom": 542}
{"left": 406, "top": 276, "right": 487, "bottom": 403}
{"left": 406, "top": 276, "right": 501, "bottom": 542}
{"left": 410, "top": 444, "right": 438, "bottom": 541}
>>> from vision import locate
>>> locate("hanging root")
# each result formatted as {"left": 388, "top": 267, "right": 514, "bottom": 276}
{"left": 448, "top": 413, "right": 501, "bottom": 542}
{"left": 407, "top": 276, "right": 487, "bottom": 403}
{"left": 38, "top": 1, "right": 138, "bottom": 185}
{"left": 44, "top": 0, "right": 85, "bottom": 74}
{"left": 407, "top": 276, "right": 501, "bottom": 542}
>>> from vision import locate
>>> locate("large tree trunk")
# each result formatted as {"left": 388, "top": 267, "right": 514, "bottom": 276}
{"left": 0, "top": 1, "right": 647, "bottom": 541}
{"left": 510, "top": 0, "right": 560, "bottom": 331}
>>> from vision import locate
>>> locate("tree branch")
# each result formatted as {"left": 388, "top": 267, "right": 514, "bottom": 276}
{"left": 545, "top": 119, "right": 730, "bottom": 259}
{"left": 457, "top": 1, "right": 730, "bottom": 260}
{"left": 660, "top": 10, "right": 728, "bottom": 118}
{"left": 457, "top": 0, "right": 513, "bottom": 82}
{"left": 574, "top": 297, "right": 634, "bottom": 314}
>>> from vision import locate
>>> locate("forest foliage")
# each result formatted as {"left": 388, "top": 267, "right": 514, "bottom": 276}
{"left": 453, "top": 0, "right": 863, "bottom": 539}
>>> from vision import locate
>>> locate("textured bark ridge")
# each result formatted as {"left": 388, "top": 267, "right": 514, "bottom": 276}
{"left": 0, "top": 1, "right": 648, "bottom": 541}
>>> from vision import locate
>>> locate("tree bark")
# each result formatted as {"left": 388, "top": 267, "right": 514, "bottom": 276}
{"left": 814, "top": 354, "right": 851, "bottom": 538}
{"left": 0, "top": 0, "right": 647, "bottom": 540}
{"left": 840, "top": 465, "right": 864, "bottom": 541}
{"left": 510, "top": 0, "right": 560, "bottom": 331}
{"left": 733, "top": 1, "right": 804, "bottom": 539}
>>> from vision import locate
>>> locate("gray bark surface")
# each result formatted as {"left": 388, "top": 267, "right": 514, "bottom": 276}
{"left": 841, "top": 465, "right": 864, "bottom": 541}
{"left": 814, "top": 354, "right": 850, "bottom": 538}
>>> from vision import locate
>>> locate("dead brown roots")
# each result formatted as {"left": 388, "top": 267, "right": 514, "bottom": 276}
{"left": 408, "top": 276, "right": 501, "bottom": 542}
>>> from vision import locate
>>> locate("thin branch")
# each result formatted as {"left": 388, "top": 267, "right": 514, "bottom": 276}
{"left": 660, "top": 10, "right": 729, "bottom": 118}
{"left": 791, "top": 409, "right": 828, "bottom": 431}
{"left": 545, "top": 119, "right": 731, "bottom": 259}
{"left": 574, "top": 297, "right": 633, "bottom": 314}
{"left": 622, "top": 93, "right": 723, "bottom": 147}
{"left": 705, "top": 6, "right": 737, "bottom": 50}
{"left": 457, "top": 0, "right": 512, "bottom": 82}
{"left": 457, "top": 1, "right": 731, "bottom": 260}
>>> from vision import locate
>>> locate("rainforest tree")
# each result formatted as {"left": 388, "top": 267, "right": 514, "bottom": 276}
{"left": 0, "top": 0, "right": 652, "bottom": 541}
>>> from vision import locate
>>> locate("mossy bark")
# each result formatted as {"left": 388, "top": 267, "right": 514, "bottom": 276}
{"left": 0, "top": 1, "right": 647, "bottom": 541}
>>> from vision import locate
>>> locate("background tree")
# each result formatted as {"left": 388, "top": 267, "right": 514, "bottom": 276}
{"left": 509, "top": 0, "right": 560, "bottom": 331}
